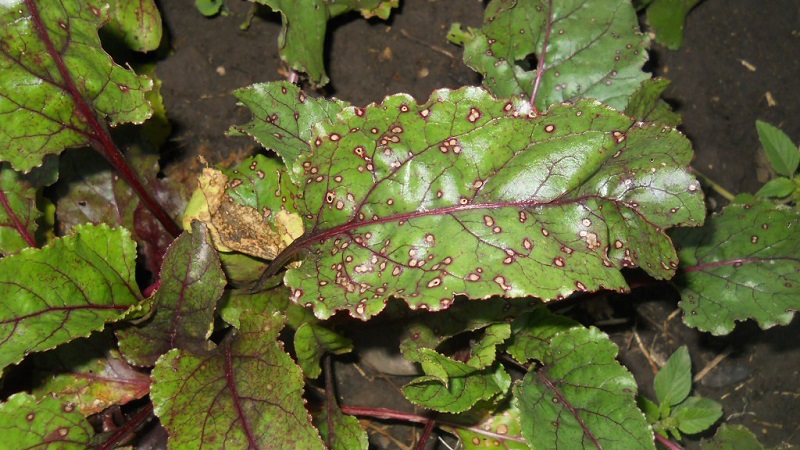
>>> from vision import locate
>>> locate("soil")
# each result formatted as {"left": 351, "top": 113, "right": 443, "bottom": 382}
{"left": 154, "top": 1, "right": 799, "bottom": 448}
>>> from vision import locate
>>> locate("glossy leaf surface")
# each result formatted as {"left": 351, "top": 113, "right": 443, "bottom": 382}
{"left": 0, "top": 0, "right": 153, "bottom": 172}
{"left": 755, "top": 120, "right": 799, "bottom": 177}
{"left": 105, "top": 0, "right": 163, "bottom": 52}
{"left": 0, "top": 393, "right": 91, "bottom": 448}
{"left": 151, "top": 311, "right": 325, "bottom": 449}
{"left": 672, "top": 196, "right": 800, "bottom": 334}
{"left": 117, "top": 221, "right": 224, "bottom": 366}
{"left": 515, "top": 327, "right": 654, "bottom": 449}
{"left": 653, "top": 345, "right": 691, "bottom": 407}
{"left": 281, "top": 87, "right": 703, "bottom": 319}
{"left": 456, "top": 0, "right": 648, "bottom": 111}
{"left": 0, "top": 224, "right": 140, "bottom": 372}
{"left": 231, "top": 82, "right": 348, "bottom": 169}
{"left": 624, "top": 78, "right": 682, "bottom": 126}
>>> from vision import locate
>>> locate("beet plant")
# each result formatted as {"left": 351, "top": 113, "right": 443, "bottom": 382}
{"left": 0, "top": 0, "right": 797, "bottom": 448}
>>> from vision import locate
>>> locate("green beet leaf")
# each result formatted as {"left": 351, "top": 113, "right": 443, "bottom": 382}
{"left": 294, "top": 322, "right": 353, "bottom": 379}
{"left": 231, "top": 82, "right": 349, "bottom": 169}
{"left": 151, "top": 311, "right": 325, "bottom": 449}
{"left": 219, "top": 286, "right": 318, "bottom": 331}
{"left": 515, "top": 327, "right": 654, "bottom": 449}
{"left": 30, "top": 332, "right": 150, "bottom": 416}
{"left": 277, "top": 87, "right": 703, "bottom": 319}
{"left": 403, "top": 348, "right": 511, "bottom": 413}
{"left": 0, "top": 224, "right": 140, "bottom": 372}
{"left": 0, "top": 0, "right": 153, "bottom": 172}
{"left": 117, "top": 221, "right": 225, "bottom": 366}
{"left": 505, "top": 306, "right": 581, "bottom": 363}
{"left": 315, "top": 402, "right": 369, "bottom": 450}
{"left": 0, "top": 159, "right": 58, "bottom": 254}
{"left": 755, "top": 177, "right": 796, "bottom": 199}
{"left": 0, "top": 393, "right": 92, "bottom": 448}
{"left": 755, "top": 120, "right": 799, "bottom": 177}
{"left": 453, "top": 0, "right": 648, "bottom": 111}
{"left": 672, "top": 196, "right": 800, "bottom": 334}
{"left": 645, "top": 0, "right": 702, "bottom": 50}
{"left": 653, "top": 345, "right": 691, "bottom": 407}
{"left": 699, "top": 424, "right": 765, "bottom": 450}
{"left": 105, "top": 0, "right": 163, "bottom": 52}
{"left": 439, "top": 400, "right": 529, "bottom": 449}
{"left": 624, "top": 78, "right": 682, "bottom": 126}
{"left": 253, "top": 1, "right": 396, "bottom": 87}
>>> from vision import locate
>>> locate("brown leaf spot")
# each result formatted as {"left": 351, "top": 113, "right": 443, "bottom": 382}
{"left": 494, "top": 276, "right": 511, "bottom": 291}
{"left": 544, "top": 124, "right": 556, "bottom": 133}
{"left": 427, "top": 277, "right": 442, "bottom": 288}
{"left": 467, "top": 107, "right": 482, "bottom": 123}
{"left": 483, "top": 215, "right": 495, "bottom": 227}
{"left": 554, "top": 257, "right": 565, "bottom": 267}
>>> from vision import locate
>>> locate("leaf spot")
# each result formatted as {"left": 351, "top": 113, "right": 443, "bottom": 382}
{"left": 425, "top": 234, "right": 435, "bottom": 245}
{"left": 325, "top": 191, "right": 335, "bottom": 203}
{"left": 26, "top": 413, "right": 35, "bottom": 421}
{"left": 523, "top": 238, "right": 533, "bottom": 250}
{"left": 519, "top": 211, "right": 528, "bottom": 223}
{"left": 420, "top": 108, "right": 430, "bottom": 118}
{"left": 751, "top": 235, "right": 759, "bottom": 244}
{"left": 483, "top": 215, "right": 495, "bottom": 227}
{"left": 427, "top": 277, "right": 442, "bottom": 288}
{"left": 554, "top": 257, "right": 566, "bottom": 267}
{"left": 400, "top": 104, "right": 410, "bottom": 112}
{"left": 355, "top": 107, "right": 365, "bottom": 117}
{"left": 541, "top": 228, "right": 549, "bottom": 236}
{"left": 467, "top": 107, "right": 482, "bottom": 123}
{"left": 575, "top": 281, "right": 587, "bottom": 291}
{"left": 544, "top": 124, "right": 556, "bottom": 133}
{"left": 614, "top": 240, "right": 624, "bottom": 249}
{"left": 468, "top": 273, "right": 481, "bottom": 281}
{"left": 494, "top": 276, "right": 512, "bottom": 291}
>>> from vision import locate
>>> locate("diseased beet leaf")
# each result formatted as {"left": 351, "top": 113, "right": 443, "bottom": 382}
{"left": 438, "top": 400, "right": 529, "bottom": 449}
{"left": 0, "top": 393, "right": 92, "bottom": 448}
{"left": 105, "top": 0, "right": 163, "bottom": 52}
{"left": 117, "top": 221, "right": 225, "bottom": 366}
{"left": 276, "top": 87, "right": 703, "bottom": 319}
{"left": 316, "top": 401, "right": 369, "bottom": 450}
{"left": 451, "top": 0, "right": 648, "bottom": 111}
{"left": 30, "top": 332, "right": 150, "bottom": 416}
{"left": 0, "top": 224, "right": 140, "bottom": 372}
{"left": 0, "top": 0, "right": 153, "bottom": 172}
{"left": 0, "top": 159, "right": 58, "bottom": 254}
{"left": 515, "top": 327, "right": 654, "bottom": 449}
{"left": 671, "top": 196, "right": 800, "bottom": 335}
{"left": 151, "top": 311, "right": 325, "bottom": 449}
{"left": 231, "top": 82, "right": 349, "bottom": 169}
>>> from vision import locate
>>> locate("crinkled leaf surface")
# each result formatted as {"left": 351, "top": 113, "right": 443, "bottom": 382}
{"left": 117, "top": 221, "right": 224, "bottom": 366}
{"left": 624, "top": 78, "right": 682, "bottom": 127}
{"left": 280, "top": 88, "right": 703, "bottom": 319}
{"left": 0, "top": 0, "right": 153, "bottom": 172}
{"left": 294, "top": 322, "right": 352, "bottom": 379}
{"left": 456, "top": 0, "right": 649, "bottom": 111}
{"left": 231, "top": 82, "right": 348, "bottom": 169}
{"left": 400, "top": 297, "right": 539, "bottom": 362}
{"left": 403, "top": 348, "right": 511, "bottom": 413}
{"left": 151, "top": 311, "right": 325, "bottom": 449}
{"left": 439, "top": 401, "right": 529, "bottom": 449}
{"left": 699, "top": 424, "right": 764, "bottom": 450}
{"left": 105, "top": 0, "right": 163, "bottom": 52}
{"left": 0, "top": 159, "right": 58, "bottom": 254}
{"left": 254, "top": 1, "right": 396, "bottom": 86}
{"left": 653, "top": 345, "right": 691, "bottom": 407}
{"left": 0, "top": 393, "right": 92, "bottom": 448}
{"left": 515, "top": 327, "right": 654, "bottom": 450}
{"left": 184, "top": 155, "right": 303, "bottom": 261}
{"left": 316, "top": 402, "right": 369, "bottom": 450}
{"left": 505, "top": 306, "right": 580, "bottom": 363}
{"left": 672, "top": 196, "right": 800, "bottom": 334}
{"left": 0, "top": 224, "right": 140, "bottom": 372}
{"left": 30, "top": 332, "right": 150, "bottom": 416}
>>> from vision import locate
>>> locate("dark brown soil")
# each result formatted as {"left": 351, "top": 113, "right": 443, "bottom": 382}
{"left": 155, "top": 1, "right": 799, "bottom": 448}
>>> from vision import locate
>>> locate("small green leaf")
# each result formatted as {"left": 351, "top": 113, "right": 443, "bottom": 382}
{"left": 637, "top": 395, "right": 661, "bottom": 423}
{"left": 755, "top": 177, "right": 797, "bottom": 198}
{"left": 0, "top": 224, "right": 140, "bottom": 372}
{"left": 151, "top": 311, "right": 325, "bottom": 449}
{"left": 438, "top": 400, "right": 530, "bottom": 449}
{"left": 624, "top": 78, "right": 682, "bottom": 126}
{"left": 316, "top": 403, "right": 369, "bottom": 450}
{"left": 403, "top": 348, "right": 510, "bottom": 413}
{"left": 672, "top": 196, "right": 800, "bottom": 334}
{"left": 117, "top": 221, "right": 225, "bottom": 366}
{"left": 506, "top": 306, "right": 581, "bottom": 364}
{"left": 756, "top": 120, "right": 799, "bottom": 177}
{"left": 0, "top": 159, "right": 58, "bottom": 254}
{"left": 30, "top": 332, "right": 150, "bottom": 416}
{"left": 672, "top": 396, "right": 722, "bottom": 435}
{"left": 515, "top": 327, "right": 654, "bottom": 450}
{"left": 282, "top": 88, "right": 703, "bottom": 319}
{"left": 458, "top": 0, "right": 649, "bottom": 110}
{"left": 195, "top": 0, "right": 224, "bottom": 16}
{"left": 0, "top": 393, "right": 92, "bottom": 448}
{"left": 646, "top": 0, "right": 702, "bottom": 50}
{"left": 294, "top": 323, "right": 353, "bottom": 379}
{"left": 699, "top": 424, "right": 764, "bottom": 450}
{"left": 468, "top": 323, "right": 511, "bottom": 369}
{"left": 105, "top": 0, "right": 163, "bottom": 52}
{"left": 0, "top": 0, "right": 153, "bottom": 172}
{"left": 218, "top": 286, "right": 317, "bottom": 330}
{"left": 231, "top": 82, "right": 348, "bottom": 169}
{"left": 654, "top": 345, "right": 691, "bottom": 407}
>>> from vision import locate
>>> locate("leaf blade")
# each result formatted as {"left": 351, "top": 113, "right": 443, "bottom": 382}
{"left": 756, "top": 120, "right": 799, "bottom": 177}
{"left": 653, "top": 345, "right": 691, "bottom": 407}
{"left": 0, "top": 393, "right": 92, "bottom": 448}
